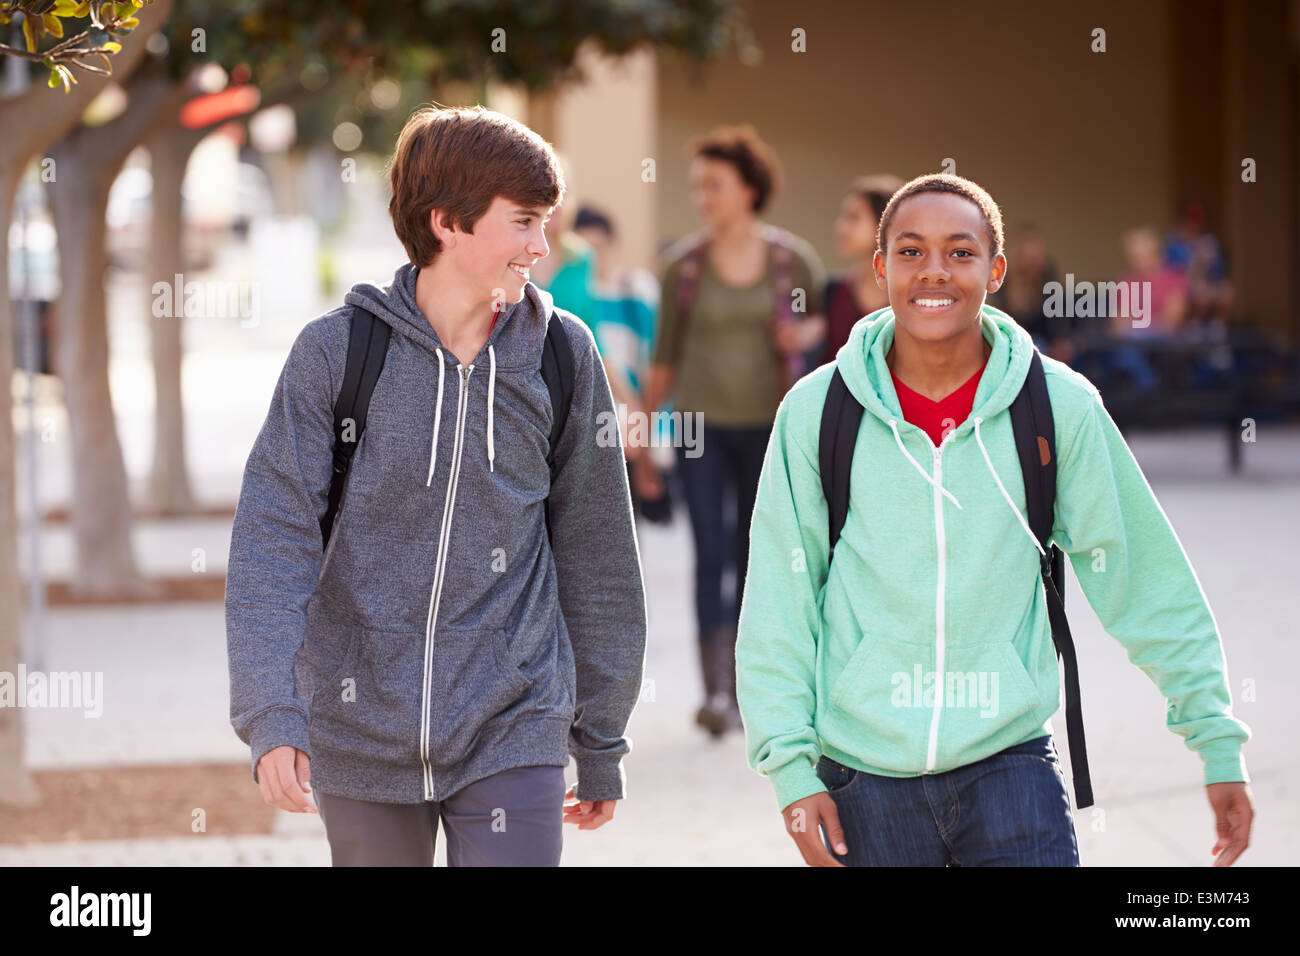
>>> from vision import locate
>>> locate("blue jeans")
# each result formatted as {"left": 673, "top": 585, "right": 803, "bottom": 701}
{"left": 816, "top": 734, "right": 1080, "bottom": 866}
{"left": 675, "top": 423, "right": 773, "bottom": 634}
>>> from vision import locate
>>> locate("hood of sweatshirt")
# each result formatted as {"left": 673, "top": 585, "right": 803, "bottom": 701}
{"left": 226, "top": 260, "right": 647, "bottom": 807}
{"left": 835, "top": 303, "right": 1034, "bottom": 431}
{"left": 832, "top": 302, "right": 1045, "bottom": 555}
{"left": 734, "top": 300, "right": 1250, "bottom": 811}
{"left": 345, "top": 261, "right": 562, "bottom": 479}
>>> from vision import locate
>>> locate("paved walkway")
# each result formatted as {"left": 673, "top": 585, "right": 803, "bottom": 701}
{"left": 4, "top": 431, "right": 1295, "bottom": 865}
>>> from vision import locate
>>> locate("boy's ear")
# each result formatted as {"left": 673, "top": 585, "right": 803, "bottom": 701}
{"left": 430, "top": 207, "right": 458, "bottom": 249}
{"left": 872, "top": 248, "right": 887, "bottom": 290}
{"left": 986, "top": 252, "right": 1007, "bottom": 293}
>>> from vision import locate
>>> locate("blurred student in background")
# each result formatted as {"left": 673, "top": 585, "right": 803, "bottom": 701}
{"left": 1162, "top": 198, "right": 1232, "bottom": 330}
{"left": 821, "top": 174, "right": 901, "bottom": 363}
{"left": 637, "top": 124, "right": 826, "bottom": 738}
{"left": 988, "top": 222, "right": 1076, "bottom": 364}
{"left": 573, "top": 204, "right": 671, "bottom": 524}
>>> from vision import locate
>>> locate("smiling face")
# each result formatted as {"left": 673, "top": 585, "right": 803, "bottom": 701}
{"left": 432, "top": 194, "right": 551, "bottom": 304}
{"left": 873, "top": 191, "right": 1005, "bottom": 344}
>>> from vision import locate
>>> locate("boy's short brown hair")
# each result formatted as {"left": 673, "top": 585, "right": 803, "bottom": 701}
{"left": 387, "top": 104, "right": 566, "bottom": 267}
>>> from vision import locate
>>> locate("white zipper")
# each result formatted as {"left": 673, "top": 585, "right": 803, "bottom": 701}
{"left": 420, "top": 362, "right": 474, "bottom": 800}
{"left": 895, "top": 422, "right": 958, "bottom": 773}
{"left": 925, "top": 439, "right": 947, "bottom": 772}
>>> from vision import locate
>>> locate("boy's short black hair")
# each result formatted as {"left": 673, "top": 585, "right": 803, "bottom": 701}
{"left": 876, "top": 172, "right": 1004, "bottom": 259}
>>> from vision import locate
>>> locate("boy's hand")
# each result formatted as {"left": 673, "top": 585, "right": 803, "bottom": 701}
{"left": 562, "top": 783, "right": 617, "bottom": 830}
{"left": 1206, "top": 781, "right": 1253, "bottom": 866}
{"left": 782, "top": 791, "right": 846, "bottom": 867}
{"left": 257, "top": 745, "right": 318, "bottom": 814}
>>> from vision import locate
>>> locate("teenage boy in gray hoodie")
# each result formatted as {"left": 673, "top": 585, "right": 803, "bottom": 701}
{"left": 225, "top": 105, "right": 648, "bottom": 866}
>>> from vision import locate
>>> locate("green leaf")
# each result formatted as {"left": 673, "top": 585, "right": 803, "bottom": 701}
{"left": 22, "top": 14, "right": 39, "bottom": 52}
{"left": 51, "top": 0, "right": 82, "bottom": 15}
{"left": 100, "top": 39, "right": 120, "bottom": 52}
{"left": 48, "top": 69, "right": 61, "bottom": 88}
{"left": 51, "top": 65, "right": 72, "bottom": 93}
{"left": 42, "top": 12, "right": 64, "bottom": 37}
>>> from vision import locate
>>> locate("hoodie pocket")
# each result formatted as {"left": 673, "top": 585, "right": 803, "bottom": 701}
{"left": 426, "top": 626, "right": 535, "bottom": 770}
{"left": 826, "top": 635, "right": 934, "bottom": 771}
{"left": 308, "top": 621, "right": 424, "bottom": 766}
{"left": 932, "top": 640, "right": 1043, "bottom": 768}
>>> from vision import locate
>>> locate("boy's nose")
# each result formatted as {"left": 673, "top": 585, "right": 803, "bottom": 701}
{"left": 528, "top": 228, "right": 549, "bottom": 259}
{"left": 918, "top": 256, "right": 950, "bottom": 281}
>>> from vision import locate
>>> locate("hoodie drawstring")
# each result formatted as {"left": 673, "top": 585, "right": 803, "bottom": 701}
{"left": 425, "top": 349, "right": 445, "bottom": 487}
{"left": 888, "top": 420, "right": 963, "bottom": 510}
{"left": 972, "top": 417, "right": 1047, "bottom": 557}
{"left": 486, "top": 344, "right": 496, "bottom": 472}
{"left": 426, "top": 344, "right": 499, "bottom": 483}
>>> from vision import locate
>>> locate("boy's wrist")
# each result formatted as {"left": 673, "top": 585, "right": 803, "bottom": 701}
{"left": 1199, "top": 740, "right": 1250, "bottom": 787}
{"left": 248, "top": 705, "right": 311, "bottom": 783}
{"left": 769, "top": 756, "right": 827, "bottom": 814}
{"left": 573, "top": 754, "right": 627, "bottom": 802}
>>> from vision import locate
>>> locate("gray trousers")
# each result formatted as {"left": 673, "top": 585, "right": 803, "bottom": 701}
{"left": 316, "top": 765, "right": 567, "bottom": 866}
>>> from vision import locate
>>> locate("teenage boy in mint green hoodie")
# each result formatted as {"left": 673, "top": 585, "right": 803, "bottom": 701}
{"left": 735, "top": 173, "right": 1254, "bottom": 867}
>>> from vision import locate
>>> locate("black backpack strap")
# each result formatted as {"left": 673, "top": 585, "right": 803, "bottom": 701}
{"left": 540, "top": 311, "right": 577, "bottom": 540}
{"left": 321, "top": 307, "right": 390, "bottom": 549}
{"left": 819, "top": 367, "right": 865, "bottom": 559}
{"left": 1009, "top": 349, "right": 1093, "bottom": 809}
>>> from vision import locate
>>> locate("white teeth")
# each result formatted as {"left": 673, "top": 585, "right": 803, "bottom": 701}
{"left": 508, "top": 264, "right": 529, "bottom": 278}
{"left": 916, "top": 298, "right": 954, "bottom": 307}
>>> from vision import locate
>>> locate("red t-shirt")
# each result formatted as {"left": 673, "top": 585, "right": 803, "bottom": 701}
{"left": 891, "top": 357, "right": 988, "bottom": 448}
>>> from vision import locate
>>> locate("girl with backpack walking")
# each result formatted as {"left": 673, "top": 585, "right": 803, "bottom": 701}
{"left": 635, "top": 125, "right": 828, "bottom": 737}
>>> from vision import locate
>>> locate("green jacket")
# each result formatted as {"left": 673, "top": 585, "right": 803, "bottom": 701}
{"left": 736, "top": 303, "right": 1252, "bottom": 811}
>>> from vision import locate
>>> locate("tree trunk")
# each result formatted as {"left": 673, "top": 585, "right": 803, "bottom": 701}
{"left": 144, "top": 124, "right": 205, "bottom": 515}
{"left": 145, "top": 80, "right": 331, "bottom": 515}
{"left": 0, "top": 163, "right": 39, "bottom": 806}
{"left": 0, "top": 0, "right": 175, "bottom": 806}
{"left": 45, "top": 72, "right": 189, "bottom": 598}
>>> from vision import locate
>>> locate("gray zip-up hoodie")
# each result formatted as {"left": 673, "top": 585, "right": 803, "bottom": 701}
{"left": 225, "top": 261, "right": 647, "bottom": 804}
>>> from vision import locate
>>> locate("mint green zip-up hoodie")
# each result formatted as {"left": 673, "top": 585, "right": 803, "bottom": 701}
{"left": 736, "top": 303, "right": 1252, "bottom": 812}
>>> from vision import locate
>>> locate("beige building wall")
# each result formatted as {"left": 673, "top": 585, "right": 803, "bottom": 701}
{"left": 550, "top": 44, "right": 658, "bottom": 273}
{"left": 654, "top": 0, "right": 1177, "bottom": 290}
{"left": 517, "top": 0, "right": 1295, "bottom": 342}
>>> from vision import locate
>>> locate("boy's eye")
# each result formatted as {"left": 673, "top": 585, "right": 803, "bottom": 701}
{"left": 953, "top": 249, "right": 973, "bottom": 258}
